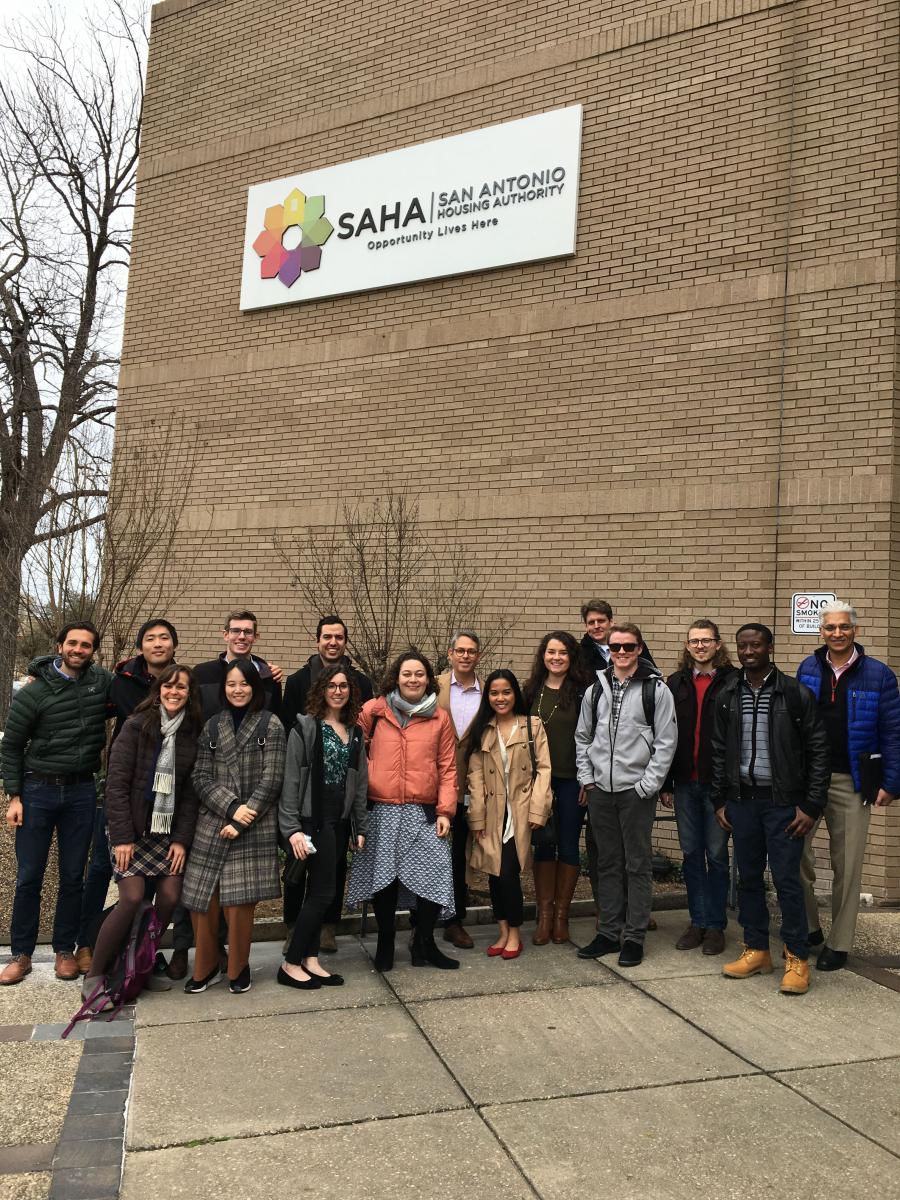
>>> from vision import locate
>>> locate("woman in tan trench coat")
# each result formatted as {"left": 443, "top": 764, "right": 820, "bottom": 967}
{"left": 466, "top": 670, "right": 552, "bottom": 959}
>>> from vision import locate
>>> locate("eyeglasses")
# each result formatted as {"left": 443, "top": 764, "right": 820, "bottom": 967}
{"left": 609, "top": 643, "right": 638, "bottom": 654}
{"left": 325, "top": 683, "right": 349, "bottom": 691}
{"left": 687, "top": 638, "right": 716, "bottom": 647}
{"left": 822, "top": 624, "right": 854, "bottom": 633}
{"left": 452, "top": 649, "right": 478, "bottom": 657}
{"left": 227, "top": 627, "right": 255, "bottom": 637}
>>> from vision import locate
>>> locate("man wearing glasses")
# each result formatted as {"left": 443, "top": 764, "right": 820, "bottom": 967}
{"left": 436, "top": 630, "right": 483, "bottom": 949}
{"left": 660, "top": 621, "right": 735, "bottom": 956}
{"left": 575, "top": 622, "right": 677, "bottom": 967}
{"left": 797, "top": 602, "right": 899, "bottom": 970}
{"left": 193, "top": 610, "right": 283, "bottom": 716}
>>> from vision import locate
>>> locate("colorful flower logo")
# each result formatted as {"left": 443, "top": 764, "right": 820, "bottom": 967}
{"left": 251, "top": 188, "right": 334, "bottom": 287}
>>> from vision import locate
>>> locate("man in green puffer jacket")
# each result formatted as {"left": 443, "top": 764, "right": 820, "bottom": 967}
{"left": 1, "top": 623, "right": 112, "bottom": 987}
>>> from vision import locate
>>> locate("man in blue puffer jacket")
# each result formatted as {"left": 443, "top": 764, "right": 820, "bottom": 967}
{"left": 796, "top": 600, "right": 900, "bottom": 970}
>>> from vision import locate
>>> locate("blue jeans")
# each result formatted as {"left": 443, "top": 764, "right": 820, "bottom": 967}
{"left": 11, "top": 777, "right": 96, "bottom": 956}
{"left": 533, "top": 777, "right": 585, "bottom": 866}
{"left": 77, "top": 805, "right": 113, "bottom": 947}
{"left": 726, "top": 795, "right": 808, "bottom": 959}
{"left": 674, "top": 782, "right": 730, "bottom": 930}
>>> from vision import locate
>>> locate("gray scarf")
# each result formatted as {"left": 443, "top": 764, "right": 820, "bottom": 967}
{"left": 387, "top": 689, "right": 438, "bottom": 728}
{"left": 150, "top": 708, "right": 186, "bottom": 834}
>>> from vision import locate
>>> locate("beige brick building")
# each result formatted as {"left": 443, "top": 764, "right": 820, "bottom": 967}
{"left": 120, "top": 0, "right": 899, "bottom": 901}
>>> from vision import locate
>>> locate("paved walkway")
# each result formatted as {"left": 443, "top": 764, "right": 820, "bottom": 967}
{"left": 114, "top": 910, "right": 900, "bottom": 1200}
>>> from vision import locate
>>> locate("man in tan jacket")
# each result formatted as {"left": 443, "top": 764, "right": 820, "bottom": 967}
{"left": 436, "top": 630, "right": 483, "bottom": 949}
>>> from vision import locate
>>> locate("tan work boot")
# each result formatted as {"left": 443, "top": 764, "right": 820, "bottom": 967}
{"left": 722, "top": 946, "right": 773, "bottom": 978}
{"left": 552, "top": 863, "right": 580, "bottom": 944}
{"left": 531, "top": 861, "right": 556, "bottom": 945}
{"left": 0, "top": 954, "right": 32, "bottom": 986}
{"left": 781, "top": 951, "right": 810, "bottom": 995}
{"left": 75, "top": 946, "right": 93, "bottom": 976}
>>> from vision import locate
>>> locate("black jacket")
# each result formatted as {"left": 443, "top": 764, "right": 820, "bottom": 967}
{"left": 193, "top": 654, "right": 282, "bottom": 720}
{"left": 664, "top": 665, "right": 736, "bottom": 788}
{"left": 109, "top": 654, "right": 159, "bottom": 740}
{"left": 578, "top": 632, "right": 655, "bottom": 680}
{"left": 280, "top": 654, "right": 373, "bottom": 731}
{"left": 710, "top": 667, "right": 830, "bottom": 818}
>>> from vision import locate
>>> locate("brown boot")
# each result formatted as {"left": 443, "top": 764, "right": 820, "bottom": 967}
{"left": 781, "top": 951, "right": 810, "bottom": 995}
{"left": 532, "top": 862, "right": 556, "bottom": 945}
{"left": 0, "top": 954, "right": 32, "bottom": 986}
{"left": 443, "top": 922, "right": 474, "bottom": 949}
{"left": 74, "top": 946, "right": 93, "bottom": 975}
{"left": 319, "top": 924, "right": 338, "bottom": 954}
{"left": 54, "top": 952, "right": 80, "bottom": 981}
{"left": 722, "top": 946, "right": 773, "bottom": 978}
{"left": 551, "top": 863, "right": 580, "bottom": 944}
{"left": 166, "top": 948, "right": 189, "bottom": 980}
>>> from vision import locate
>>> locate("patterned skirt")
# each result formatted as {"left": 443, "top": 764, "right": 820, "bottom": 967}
{"left": 111, "top": 833, "right": 172, "bottom": 881}
{"left": 345, "top": 802, "right": 454, "bottom": 919}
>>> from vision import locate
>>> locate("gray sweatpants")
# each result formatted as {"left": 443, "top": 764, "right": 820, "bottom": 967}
{"left": 587, "top": 787, "right": 657, "bottom": 946}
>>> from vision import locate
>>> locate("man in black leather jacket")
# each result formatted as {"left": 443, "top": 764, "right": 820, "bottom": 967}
{"left": 711, "top": 623, "right": 829, "bottom": 996}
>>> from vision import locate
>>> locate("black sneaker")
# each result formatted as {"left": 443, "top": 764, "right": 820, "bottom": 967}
{"left": 229, "top": 965, "right": 252, "bottom": 994}
{"left": 576, "top": 933, "right": 620, "bottom": 959}
{"left": 618, "top": 940, "right": 643, "bottom": 968}
{"left": 183, "top": 966, "right": 221, "bottom": 994}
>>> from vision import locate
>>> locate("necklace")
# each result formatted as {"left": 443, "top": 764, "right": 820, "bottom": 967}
{"left": 537, "top": 684, "right": 562, "bottom": 724}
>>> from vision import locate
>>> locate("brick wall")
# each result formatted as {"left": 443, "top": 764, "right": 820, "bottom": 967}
{"left": 119, "top": 0, "right": 900, "bottom": 899}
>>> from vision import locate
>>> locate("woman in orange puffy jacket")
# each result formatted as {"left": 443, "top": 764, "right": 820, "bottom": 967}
{"left": 346, "top": 650, "right": 459, "bottom": 972}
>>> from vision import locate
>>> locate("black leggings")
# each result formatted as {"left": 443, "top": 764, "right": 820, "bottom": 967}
{"left": 371, "top": 880, "right": 440, "bottom": 941}
{"left": 90, "top": 874, "right": 182, "bottom": 977}
{"left": 284, "top": 822, "right": 338, "bottom": 964}
{"left": 488, "top": 839, "right": 523, "bottom": 927}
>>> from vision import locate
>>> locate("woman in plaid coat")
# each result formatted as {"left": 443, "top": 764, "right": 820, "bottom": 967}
{"left": 182, "top": 658, "right": 286, "bottom": 995}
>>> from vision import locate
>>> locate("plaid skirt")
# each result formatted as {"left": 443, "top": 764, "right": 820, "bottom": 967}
{"left": 111, "top": 833, "right": 172, "bottom": 881}
{"left": 345, "top": 802, "right": 454, "bottom": 919}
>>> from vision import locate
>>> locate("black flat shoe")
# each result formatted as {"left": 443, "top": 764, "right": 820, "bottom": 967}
{"left": 314, "top": 972, "right": 344, "bottom": 986}
{"left": 816, "top": 946, "right": 848, "bottom": 972}
{"left": 277, "top": 966, "right": 322, "bottom": 990}
{"left": 184, "top": 966, "right": 221, "bottom": 994}
{"left": 229, "top": 965, "right": 252, "bottom": 994}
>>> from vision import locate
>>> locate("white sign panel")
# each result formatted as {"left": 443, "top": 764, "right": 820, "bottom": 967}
{"left": 239, "top": 106, "right": 582, "bottom": 310}
{"left": 791, "top": 592, "right": 836, "bottom": 635}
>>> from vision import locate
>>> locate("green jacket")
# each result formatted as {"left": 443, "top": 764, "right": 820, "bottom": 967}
{"left": 1, "top": 655, "right": 113, "bottom": 795}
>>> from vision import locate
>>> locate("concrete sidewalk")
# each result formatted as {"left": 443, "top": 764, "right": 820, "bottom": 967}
{"left": 118, "top": 910, "right": 900, "bottom": 1200}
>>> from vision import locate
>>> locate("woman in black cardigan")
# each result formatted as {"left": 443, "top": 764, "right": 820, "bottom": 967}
{"left": 277, "top": 663, "right": 368, "bottom": 989}
{"left": 83, "top": 665, "right": 203, "bottom": 1000}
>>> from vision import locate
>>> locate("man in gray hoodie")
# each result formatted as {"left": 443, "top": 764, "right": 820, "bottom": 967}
{"left": 575, "top": 622, "right": 677, "bottom": 967}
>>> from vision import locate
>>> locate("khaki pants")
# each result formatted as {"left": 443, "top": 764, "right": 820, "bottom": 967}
{"left": 801, "top": 772, "right": 871, "bottom": 953}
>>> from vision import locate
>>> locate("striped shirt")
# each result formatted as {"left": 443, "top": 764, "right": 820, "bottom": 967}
{"left": 739, "top": 671, "right": 775, "bottom": 785}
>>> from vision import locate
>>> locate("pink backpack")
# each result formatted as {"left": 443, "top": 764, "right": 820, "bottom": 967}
{"left": 63, "top": 901, "right": 161, "bottom": 1037}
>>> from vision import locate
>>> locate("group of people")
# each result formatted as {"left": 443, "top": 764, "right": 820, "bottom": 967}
{"left": 1, "top": 597, "right": 895, "bottom": 1002}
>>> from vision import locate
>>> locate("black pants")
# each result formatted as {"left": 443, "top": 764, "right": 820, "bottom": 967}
{"left": 444, "top": 806, "right": 469, "bottom": 926}
{"left": 283, "top": 818, "right": 349, "bottom": 927}
{"left": 488, "top": 839, "right": 523, "bottom": 927}
{"left": 284, "top": 821, "right": 338, "bottom": 963}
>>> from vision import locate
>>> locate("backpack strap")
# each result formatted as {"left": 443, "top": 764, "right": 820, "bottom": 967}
{"left": 525, "top": 714, "right": 538, "bottom": 782}
{"left": 589, "top": 678, "right": 604, "bottom": 740}
{"left": 641, "top": 677, "right": 657, "bottom": 735}
{"left": 255, "top": 709, "right": 272, "bottom": 745}
{"left": 61, "top": 979, "right": 110, "bottom": 1039}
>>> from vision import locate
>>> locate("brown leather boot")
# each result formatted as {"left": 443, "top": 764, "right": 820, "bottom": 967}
{"left": 0, "top": 954, "right": 32, "bottom": 986}
{"left": 552, "top": 863, "right": 580, "bottom": 944}
{"left": 531, "top": 861, "right": 556, "bottom": 945}
{"left": 54, "top": 952, "right": 80, "bottom": 981}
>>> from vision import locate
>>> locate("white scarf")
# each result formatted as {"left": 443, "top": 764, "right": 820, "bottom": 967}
{"left": 150, "top": 708, "right": 186, "bottom": 834}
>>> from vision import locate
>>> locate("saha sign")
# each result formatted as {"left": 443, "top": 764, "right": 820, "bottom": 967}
{"left": 239, "top": 106, "right": 582, "bottom": 310}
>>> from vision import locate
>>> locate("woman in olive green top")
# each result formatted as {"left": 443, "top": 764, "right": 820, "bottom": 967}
{"left": 522, "top": 630, "right": 592, "bottom": 945}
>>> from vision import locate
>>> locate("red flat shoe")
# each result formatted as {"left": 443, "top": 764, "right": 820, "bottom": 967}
{"left": 501, "top": 944, "right": 523, "bottom": 960}
{"left": 486, "top": 945, "right": 506, "bottom": 957}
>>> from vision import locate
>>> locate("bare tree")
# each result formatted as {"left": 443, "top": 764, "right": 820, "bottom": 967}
{"left": 274, "top": 493, "right": 517, "bottom": 685}
{"left": 20, "top": 417, "right": 208, "bottom": 671}
{"left": 0, "top": 2, "right": 145, "bottom": 717}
